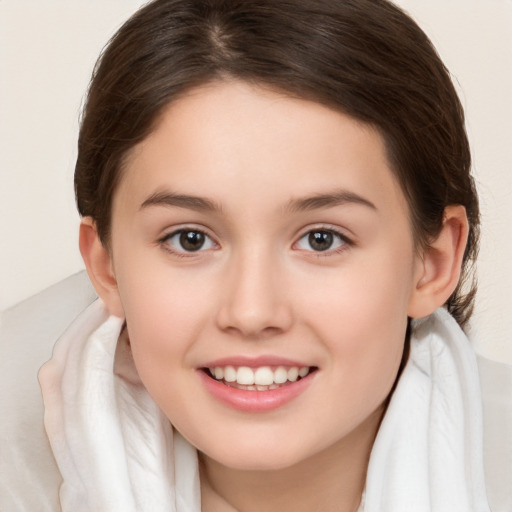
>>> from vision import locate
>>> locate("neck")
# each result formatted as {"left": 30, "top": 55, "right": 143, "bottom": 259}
{"left": 199, "top": 405, "right": 385, "bottom": 512}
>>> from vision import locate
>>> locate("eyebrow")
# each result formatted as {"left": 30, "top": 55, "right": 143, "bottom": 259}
{"left": 286, "top": 190, "right": 377, "bottom": 213}
{"left": 140, "top": 191, "right": 222, "bottom": 213}
{"left": 139, "top": 188, "right": 376, "bottom": 214}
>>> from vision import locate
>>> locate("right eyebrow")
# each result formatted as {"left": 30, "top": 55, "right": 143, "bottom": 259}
{"left": 285, "top": 189, "right": 377, "bottom": 213}
{"left": 139, "top": 190, "right": 222, "bottom": 213}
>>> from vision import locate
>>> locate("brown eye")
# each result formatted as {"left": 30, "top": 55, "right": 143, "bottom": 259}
{"left": 296, "top": 229, "right": 347, "bottom": 253}
{"left": 180, "top": 230, "right": 205, "bottom": 251}
{"left": 163, "top": 229, "right": 215, "bottom": 253}
{"left": 308, "top": 231, "right": 334, "bottom": 251}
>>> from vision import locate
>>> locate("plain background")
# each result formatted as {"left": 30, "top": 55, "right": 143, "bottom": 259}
{"left": 1, "top": 0, "right": 511, "bottom": 363}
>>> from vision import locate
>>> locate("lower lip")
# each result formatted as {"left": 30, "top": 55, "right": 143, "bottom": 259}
{"left": 198, "top": 370, "right": 315, "bottom": 413}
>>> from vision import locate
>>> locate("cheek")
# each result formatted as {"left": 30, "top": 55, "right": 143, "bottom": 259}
{"left": 310, "top": 299, "right": 406, "bottom": 438}
{"left": 300, "top": 250, "right": 412, "bottom": 406}
{"left": 119, "top": 283, "right": 209, "bottom": 422}
{"left": 301, "top": 248, "right": 413, "bottom": 339}
{"left": 113, "top": 260, "right": 216, "bottom": 382}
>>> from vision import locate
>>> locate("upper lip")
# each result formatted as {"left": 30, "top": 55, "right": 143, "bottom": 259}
{"left": 200, "top": 355, "right": 313, "bottom": 369}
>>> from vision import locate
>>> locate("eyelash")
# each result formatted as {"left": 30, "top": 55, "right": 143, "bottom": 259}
{"left": 294, "top": 227, "right": 353, "bottom": 257}
{"left": 158, "top": 226, "right": 353, "bottom": 258}
{"left": 158, "top": 228, "right": 217, "bottom": 257}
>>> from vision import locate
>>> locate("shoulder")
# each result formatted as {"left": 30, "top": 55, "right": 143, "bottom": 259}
{"left": 478, "top": 354, "right": 512, "bottom": 512}
{"left": 0, "top": 271, "right": 97, "bottom": 512}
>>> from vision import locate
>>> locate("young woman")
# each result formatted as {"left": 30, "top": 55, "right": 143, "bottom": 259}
{"left": 35, "top": 0, "right": 505, "bottom": 510}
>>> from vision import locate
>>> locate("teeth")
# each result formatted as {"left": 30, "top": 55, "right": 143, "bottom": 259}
{"left": 237, "top": 367, "right": 255, "bottom": 385}
{"left": 287, "top": 367, "right": 299, "bottom": 382}
{"left": 209, "top": 365, "right": 311, "bottom": 387}
{"left": 299, "top": 366, "right": 310, "bottom": 378}
{"left": 224, "top": 366, "right": 237, "bottom": 382}
{"left": 274, "top": 366, "right": 288, "bottom": 384}
{"left": 254, "top": 367, "right": 274, "bottom": 386}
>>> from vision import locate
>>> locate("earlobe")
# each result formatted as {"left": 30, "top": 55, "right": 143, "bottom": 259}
{"left": 408, "top": 205, "right": 469, "bottom": 319}
{"left": 79, "top": 217, "right": 125, "bottom": 318}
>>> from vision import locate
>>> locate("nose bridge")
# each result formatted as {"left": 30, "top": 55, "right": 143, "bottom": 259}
{"left": 216, "top": 243, "right": 292, "bottom": 337}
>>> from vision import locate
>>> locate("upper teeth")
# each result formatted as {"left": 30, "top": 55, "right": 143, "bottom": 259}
{"left": 209, "top": 365, "right": 310, "bottom": 386}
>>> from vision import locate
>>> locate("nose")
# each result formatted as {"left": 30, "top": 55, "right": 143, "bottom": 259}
{"left": 216, "top": 250, "right": 293, "bottom": 339}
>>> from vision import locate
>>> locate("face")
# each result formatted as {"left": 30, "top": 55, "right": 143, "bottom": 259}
{"left": 108, "top": 81, "right": 422, "bottom": 471}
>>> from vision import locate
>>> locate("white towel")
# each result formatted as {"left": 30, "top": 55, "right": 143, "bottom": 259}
{"left": 363, "top": 309, "right": 490, "bottom": 512}
{"left": 39, "top": 300, "right": 200, "bottom": 512}
{"left": 39, "top": 301, "right": 490, "bottom": 511}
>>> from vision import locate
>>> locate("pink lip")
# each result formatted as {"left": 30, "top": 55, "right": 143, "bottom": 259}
{"left": 197, "top": 365, "right": 316, "bottom": 413}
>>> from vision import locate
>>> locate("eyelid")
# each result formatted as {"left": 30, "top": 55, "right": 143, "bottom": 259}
{"left": 293, "top": 225, "right": 354, "bottom": 254}
{"left": 158, "top": 225, "right": 219, "bottom": 256}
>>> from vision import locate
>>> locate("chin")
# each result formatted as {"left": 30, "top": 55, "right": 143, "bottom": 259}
{"left": 199, "top": 435, "right": 320, "bottom": 472}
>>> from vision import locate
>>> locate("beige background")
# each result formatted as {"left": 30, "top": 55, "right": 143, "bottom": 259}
{"left": 1, "top": 0, "right": 511, "bottom": 363}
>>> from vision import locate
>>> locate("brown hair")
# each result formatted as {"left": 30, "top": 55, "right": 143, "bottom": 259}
{"left": 75, "top": 0, "right": 479, "bottom": 327}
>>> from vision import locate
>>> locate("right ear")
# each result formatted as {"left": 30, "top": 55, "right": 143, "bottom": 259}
{"left": 79, "top": 217, "right": 124, "bottom": 318}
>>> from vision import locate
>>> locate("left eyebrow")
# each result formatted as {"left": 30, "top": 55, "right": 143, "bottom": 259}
{"left": 139, "top": 191, "right": 222, "bottom": 213}
{"left": 285, "top": 189, "right": 377, "bottom": 213}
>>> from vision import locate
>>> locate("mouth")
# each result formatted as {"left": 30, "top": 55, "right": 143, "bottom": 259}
{"left": 202, "top": 365, "right": 317, "bottom": 391}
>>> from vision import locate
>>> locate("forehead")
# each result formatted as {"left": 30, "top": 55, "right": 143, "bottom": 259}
{"left": 115, "top": 80, "right": 409, "bottom": 221}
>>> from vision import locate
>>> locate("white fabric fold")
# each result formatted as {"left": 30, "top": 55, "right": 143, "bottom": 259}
{"left": 363, "top": 309, "right": 490, "bottom": 512}
{"left": 39, "top": 300, "right": 200, "bottom": 512}
{"left": 39, "top": 301, "right": 490, "bottom": 511}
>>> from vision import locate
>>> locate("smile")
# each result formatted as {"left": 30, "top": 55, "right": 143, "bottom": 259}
{"left": 207, "top": 365, "right": 312, "bottom": 390}
{"left": 199, "top": 360, "right": 317, "bottom": 412}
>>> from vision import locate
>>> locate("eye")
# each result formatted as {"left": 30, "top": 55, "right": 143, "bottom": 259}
{"left": 162, "top": 229, "right": 216, "bottom": 253}
{"left": 296, "top": 229, "right": 347, "bottom": 252}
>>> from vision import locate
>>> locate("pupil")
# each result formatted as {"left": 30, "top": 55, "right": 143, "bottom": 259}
{"left": 309, "top": 231, "right": 333, "bottom": 251}
{"left": 180, "top": 230, "right": 205, "bottom": 251}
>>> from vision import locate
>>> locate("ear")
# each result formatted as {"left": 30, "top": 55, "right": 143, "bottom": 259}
{"left": 79, "top": 217, "right": 125, "bottom": 318}
{"left": 408, "top": 205, "right": 469, "bottom": 319}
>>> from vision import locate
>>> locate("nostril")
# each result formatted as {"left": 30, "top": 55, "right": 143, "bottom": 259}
{"left": 215, "top": 275, "right": 294, "bottom": 337}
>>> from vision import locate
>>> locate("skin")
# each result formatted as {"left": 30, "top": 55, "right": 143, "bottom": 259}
{"left": 81, "top": 80, "right": 469, "bottom": 512}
